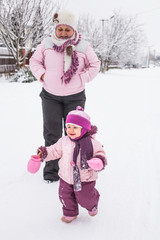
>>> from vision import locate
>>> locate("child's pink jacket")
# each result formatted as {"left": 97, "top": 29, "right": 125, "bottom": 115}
{"left": 29, "top": 37, "right": 100, "bottom": 96}
{"left": 44, "top": 136, "right": 106, "bottom": 185}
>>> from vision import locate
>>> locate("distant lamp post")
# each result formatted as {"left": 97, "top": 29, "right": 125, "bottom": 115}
{"left": 147, "top": 45, "right": 153, "bottom": 68}
{"left": 100, "top": 15, "right": 114, "bottom": 33}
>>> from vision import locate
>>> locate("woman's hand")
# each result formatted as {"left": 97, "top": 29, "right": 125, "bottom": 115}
{"left": 41, "top": 73, "right": 45, "bottom": 81}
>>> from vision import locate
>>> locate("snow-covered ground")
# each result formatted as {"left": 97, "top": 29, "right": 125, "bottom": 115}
{"left": 0, "top": 68, "right": 160, "bottom": 240}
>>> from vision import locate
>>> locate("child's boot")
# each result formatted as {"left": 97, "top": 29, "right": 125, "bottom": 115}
{"left": 88, "top": 207, "right": 98, "bottom": 216}
{"left": 61, "top": 215, "right": 77, "bottom": 223}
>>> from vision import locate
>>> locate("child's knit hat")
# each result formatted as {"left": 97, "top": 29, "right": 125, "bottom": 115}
{"left": 53, "top": 10, "right": 76, "bottom": 30}
{"left": 66, "top": 106, "right": 91, "bottom": 131}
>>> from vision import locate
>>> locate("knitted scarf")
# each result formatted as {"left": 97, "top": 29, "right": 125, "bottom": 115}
{"left": 52, "top": 30, "right": 81, "bottom": 84}
{"left": 72, "top": 135, "right": 93, "bottom": 191}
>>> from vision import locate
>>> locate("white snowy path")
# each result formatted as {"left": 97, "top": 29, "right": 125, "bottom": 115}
{"left": 0, "top": 68, "right": 160, "bottom": 240}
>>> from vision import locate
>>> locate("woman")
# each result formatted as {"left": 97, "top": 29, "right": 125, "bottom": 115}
{"left": 29, "top": 10, "right": 100, "bottom": 183}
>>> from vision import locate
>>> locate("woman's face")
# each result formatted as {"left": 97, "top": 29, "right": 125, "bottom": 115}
{"left": 55, "top": 25, "right": 74, "bottom": 39}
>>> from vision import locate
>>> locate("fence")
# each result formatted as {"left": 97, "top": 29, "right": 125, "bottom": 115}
{"left": 0, "top": 47, "right": 16, "bottom": 73}
{"left": 0, "top": 47, "right": 31, "bottom": 74}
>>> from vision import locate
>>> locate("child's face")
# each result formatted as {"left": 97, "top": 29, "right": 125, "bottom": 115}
{"left": 66, "top": 124, "right": 82, "bottom": 139}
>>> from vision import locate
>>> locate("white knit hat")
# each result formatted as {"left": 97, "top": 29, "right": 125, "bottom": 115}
{"left": 53, "top": 10, "right": 76, "bottom": 30}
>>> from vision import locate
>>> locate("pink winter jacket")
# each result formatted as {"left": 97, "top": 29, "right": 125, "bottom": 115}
{"left": 29, "top": 37, "right": 100, "bottom": 96}
{"left": 44, "top": 136, "right": 106, "bottom": 185}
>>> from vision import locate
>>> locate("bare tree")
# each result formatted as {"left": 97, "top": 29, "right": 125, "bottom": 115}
{"left": 77, "top": 14, "right": 102, "bottom": 50}
{"left": 31, "top": 5, "right": 44, "bottom": 48}
{"left": 78, "top": 12, "right": 146, "bottom": 72}
{"left": 104, "top": 12, "right": 145, "bottom": 69}
{"left": 0, "top": 0, "right": 60, "bottom": 70}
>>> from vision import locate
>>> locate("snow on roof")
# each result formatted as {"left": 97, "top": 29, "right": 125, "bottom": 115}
{"left": 0, "top": 47, "right": 11, "bottom": 55}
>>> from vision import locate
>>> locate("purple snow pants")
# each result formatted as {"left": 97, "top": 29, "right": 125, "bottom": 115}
{"left": 59, "top": 178, "right": 100, "bottom": 217}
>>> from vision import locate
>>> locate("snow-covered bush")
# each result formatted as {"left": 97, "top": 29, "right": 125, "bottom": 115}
{"left": 10, "top": 66, "right": 37, "bottom": 83}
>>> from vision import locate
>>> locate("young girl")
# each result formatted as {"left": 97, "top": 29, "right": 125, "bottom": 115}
{"left": 28, "top": 106, "right": 106, "bottom": 223}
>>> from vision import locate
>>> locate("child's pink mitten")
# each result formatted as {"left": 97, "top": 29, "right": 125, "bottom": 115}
{"left": 87, "top": 158, "right": 103, "bottom": 171}
{"left": 27, "top": 155, "right": 42, "bottom": 174}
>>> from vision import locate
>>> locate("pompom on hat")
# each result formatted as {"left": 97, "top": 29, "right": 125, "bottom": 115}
{"left": 66, "top": 106, "right": 91, "bottom": 131}
{"left": 53, "top": 10, "right": 76, "bottom": 31}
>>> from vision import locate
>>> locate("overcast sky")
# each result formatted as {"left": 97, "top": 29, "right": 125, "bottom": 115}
{"left": 61, "top": 0, "right": 160, "bottom": 52}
